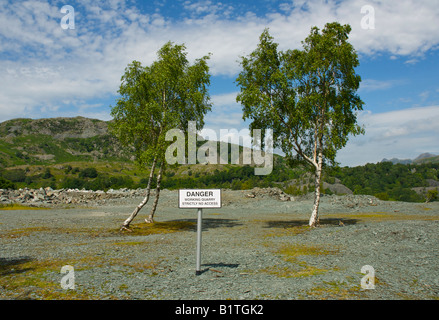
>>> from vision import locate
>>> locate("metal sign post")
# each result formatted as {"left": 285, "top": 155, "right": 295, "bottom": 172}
{"left": 195, "top": 208, "right": 203, "bottom": 275}
{"left": 178, "top": 189, "right": 221, "bottom": 276}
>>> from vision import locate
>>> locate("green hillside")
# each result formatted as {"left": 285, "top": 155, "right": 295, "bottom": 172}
{"left": 0, "top": 117, "right": 438, "bottom": 203}
{"left": 414, "top": 155, "right": 439, "bottom": 164}
{"left": 0, "top": 116, "right": 302, "bottom": 192}
{"left": 0, "top": 117, "right": 130, "bottom": 167}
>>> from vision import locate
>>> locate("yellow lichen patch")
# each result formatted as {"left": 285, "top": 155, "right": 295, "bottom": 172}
{"left": 0, "top": 225, "right": 105, "bottom": 239}
{"left": 304, "top": 280, "right": 363, "bottom": 299}
{"left": 0, "top": 226, "right": 53, "bottom": 239}
{"left": 261, "top": 262, "right": 328, "bottom": 278}
{"left": 276, "top": 243, "right": 338, "bottom": 262}
{"left": 122, "top": 221, "right": 196, "bottom": 236}
{"left": 264, "top": 225, "right": 310, "bottom": 239}
{"left": 0, "top": 257, "right": 98, "bottom": 300}
{"left": 259, "top": 243, "right": 339, "bottom": 279}
{"left": 0, "top": 203, "right": 50, "bottom": 210}
{"left": 323, "top": 212, "right": 439, "bottom": 223}
{"left": 325, "top": 212, "right": 392, "bottom": 220}
{"left": 111, "top": 241, "right": 144, "bottom": 246}
{"left": 304, "top": 273, "right": 389, "bottom": 299}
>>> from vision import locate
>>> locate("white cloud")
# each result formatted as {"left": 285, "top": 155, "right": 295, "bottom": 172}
{"left": 336, "top": 105, "right": 439, "bottom": 166}
{"left": 211, "top": 92, "right": 239, "bottom": 108}
{"left": 359, "top": 79, "right": 406, "bottom": 92}
{"left": 0, "top": 0, "right": 439, "bottom": 123}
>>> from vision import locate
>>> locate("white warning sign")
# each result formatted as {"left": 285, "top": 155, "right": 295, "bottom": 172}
{"left": 178, "top": 189, "right": 222, "bottom": 208}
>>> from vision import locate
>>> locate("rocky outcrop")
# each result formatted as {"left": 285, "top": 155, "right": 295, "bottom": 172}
{"left": 0, "top": 117, "right": 109, "bottom": 140}
{"left": 0, "top": 187, "right": 148, "bottom": 206}
{"left": 0, "top": 187, "right": 296, "bottom": 207}
{"left": 322, "top": 181, "right": 353, "bottom": 195}
{"left": 245, "top": 187, "right": 295, "bottom": 201}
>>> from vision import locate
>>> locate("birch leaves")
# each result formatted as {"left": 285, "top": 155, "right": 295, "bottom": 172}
{"left": 110, "top": 42, "right": 212, "bottom": 227}
{"left": 236, "top": 22, "right": 365, "bottom": 227}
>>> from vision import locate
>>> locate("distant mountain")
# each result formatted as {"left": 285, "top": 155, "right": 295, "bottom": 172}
{"left": 0, "top": 116, "right": 275, "bottom": 169}
{"left": 0, "top": 117, "right": 130, "bottom": 167}
{"left": 0, "top": 116, "right": 297, "bottom": 192}
{"left": 381, "top": 153, "right": 439, "bottom": 165}
{"left": 413, "top": 153, "right": 439, "bottom": 164}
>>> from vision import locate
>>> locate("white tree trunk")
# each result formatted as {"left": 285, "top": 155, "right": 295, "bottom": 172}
{"left": 145, "top": 162, "right": 164, "bottom": 223}
{"left": 309, "top": 151, "right": 323, "bottom": 227}
{"left": 120, "top": 157, "right": 157, "bottom": 230}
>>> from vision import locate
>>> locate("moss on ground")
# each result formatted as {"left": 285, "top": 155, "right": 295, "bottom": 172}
{"left": 260, "top": 217, "right": 339, "bottom": 279}
{"left": 0, "top": 257, "right": 100, "bottom": 299}
{"left": 323, "top": 212, "right": 439, "bottom": 223}
{"left": 0, "top": 203, "right": 50, "bottom": 210}
{"left": 302, "top": 279, "right": 364, "bottom": 299}
{"left": 121, "top": 221, "right": 196, "bottom": 236}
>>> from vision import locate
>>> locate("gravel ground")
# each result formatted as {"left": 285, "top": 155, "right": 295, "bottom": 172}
{"left": 1, "top": 189, "right": 438, "bottom": 300}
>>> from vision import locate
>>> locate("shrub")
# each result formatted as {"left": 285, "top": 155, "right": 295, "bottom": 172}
{"left": 375, "top": 192, "right": 389, "bottom": 201}
{"left": 61, "top": 177, "right": 85, "bottom": 189}
{"left": 79, "top": 167, "right": 98, "bottom": 178}
{"left": 3, "top": 169, "right": 26, "bottom": 182}
{"left": 426, "top": 189, "right": 438, "bottom": 202}
{"left": 0, "top": 177, "right": 16, "bottom": 189}
{"left": 42, "top": 168, "right": 53, "bottom": 179}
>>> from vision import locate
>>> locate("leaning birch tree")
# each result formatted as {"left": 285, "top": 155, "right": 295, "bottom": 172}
{"left": 236, "top": 23, "right": 364, "bottom": 227}
{"left": 110, "top": 42, "right": 212, "bottom": 230}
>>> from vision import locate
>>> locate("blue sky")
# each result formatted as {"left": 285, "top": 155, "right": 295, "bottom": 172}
{"left": 0, "top": 0, "right": 438, "bottom": 166}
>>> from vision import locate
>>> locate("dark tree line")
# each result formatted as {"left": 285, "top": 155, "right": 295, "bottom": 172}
{"left": 328, "top": 162, "right": 439, "bottom": 202}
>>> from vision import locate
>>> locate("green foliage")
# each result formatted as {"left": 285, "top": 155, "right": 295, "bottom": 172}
{"left": 0, "top": 157, "right": 439, "bottom": 202}
{"left": 160, "top": 164, "right": 292, "bottom": 190}
{"left": 284, "top": 184, "right": 312, "bottom": 196}
{"left": 323, "top": 188, "right": 333, "bottom": 195}
{"left": 236, "top": 22, "right": 364, "bottom": 226}
{"left": 61, "top": 177, "right": 84, "bottom": 189}
{"left": 328, "top": 162, "right": 439, "bottom": 202}
{"left": 42, "top": 168, "right": 53, "bottom": 179}
{"left": 0, "top": 117, "right": 131, "bottom": 168}
{"left": 63, "top": 135, "right": 127, "bottom": 160}
{"left": 0, "top": 176, "right": 15, "bottom": 189}
{"left": 374, "top": 192, "right": 389, "bottom": 201}
{"left": 109, "top": 42, "right": 212, "bottom": 170}
{"left": 236, "top": 23, "right": 364, "bottom": 168}
{"left": 60, "top": 173, "right": 134, "bottom": 191}
{"left": 426, "top": 189, "right": 438, "bottom": 202}
{"left": 2, "top": 169, "right": 26, "bottom": 182}
{"left": 79, "top": 167, "right": 98, "bottom": 178}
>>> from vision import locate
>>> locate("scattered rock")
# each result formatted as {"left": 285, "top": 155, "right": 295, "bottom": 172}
{"left": 244, "top": 187, "right": 294, "bottom": 201}
{"left": 0, "top": 187, "right": 150, "bottom": 206}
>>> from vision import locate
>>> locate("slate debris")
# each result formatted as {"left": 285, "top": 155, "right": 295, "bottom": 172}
{"left": 1, "top": 188, "right": 438, "bottom": 300}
